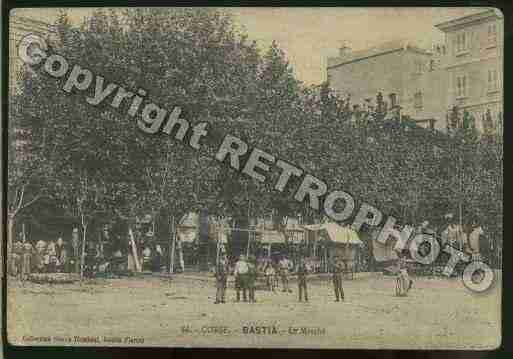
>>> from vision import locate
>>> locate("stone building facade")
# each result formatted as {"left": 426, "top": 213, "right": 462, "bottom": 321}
{"left": 326, "top": 9, "right": 503, "bottom": 133}
{"left": 435, "top": 9, "right": 503, "bottom": 134}
{"left": 9, "top": 15, "right": 53, "bottom": 157}
{"left": 9, "top": 15, "right": 53, "bottom": 94}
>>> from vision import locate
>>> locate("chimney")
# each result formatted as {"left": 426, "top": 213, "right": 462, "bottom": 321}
{"left": 389, "top": 93, "right": 397, "bottom": 108}
{"left": 339, "top": 44, "right": 351, "bottom": 57}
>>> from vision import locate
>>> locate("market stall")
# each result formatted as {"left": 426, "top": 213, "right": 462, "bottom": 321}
{"left": 304, "top": 223, "right": 363, "bottom": 277}
{"left": 256, "top": 230, "right": 287, "bottom": 259}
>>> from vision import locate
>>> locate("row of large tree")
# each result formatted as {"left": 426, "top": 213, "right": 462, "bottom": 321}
{"left": 8, "top": 8, "right": 503, "bottom": 273}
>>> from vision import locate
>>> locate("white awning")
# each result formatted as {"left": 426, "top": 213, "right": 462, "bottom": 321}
{"left": 177, "top": 226, "right": 197, "bottom": 243}
{"left": 304, "top": 223, "right": 363, "bottom": 246}
{"left": 257, "top": 231, "right": 286, "bottom": 244}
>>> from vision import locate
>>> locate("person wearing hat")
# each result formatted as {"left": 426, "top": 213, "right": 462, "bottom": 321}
{"left": 234, "top": 254, "right": 249, "bottom": 302}
{"left": 56, "top": 237, "right": 68, "bottom": 273}
{"left": 11, "top": 241, "right": 24, "bottom": 277}
{"left": 46, "top": 239, "right": 58, "bottom": 273}
{"left": 214, "top": 258, "right": 229, "bottom": 304}
{"left": 297, "top": 257, "right": 309, "bottom": 302}
{"left": 247, "top": 255, "right": 258, "bottom": 303}
{"left": 331, "top": 256, "right": 345, "bottom": 302}
{"left": 34, "top": 240, "right": 47, "bottom": 273}
{"left": 264, "top": 259, "right": 277, "bottom": 292}
{"left": 278, "top": 255, "right": 293, "bottom": 293}
{"left": 21, "top": 242, "right": 34, "bottom": 281}
{"left": 396, "top": 257, "right": 413, "bottom": 296}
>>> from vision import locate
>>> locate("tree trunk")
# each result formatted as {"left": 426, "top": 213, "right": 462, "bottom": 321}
{"left": 80, "top": 220, "right": 87, "bottom": 280}
{"left": 169, "top": 216, "right": 176, "bottom": 274}
{"left": 198, "top": 209, "right": 209, "bottom": 271}
{"left": 6, "top": 214, "right": 15, "bottom": 275}
{"left": 128, "top": 227, "right": 141, "bottom": 272}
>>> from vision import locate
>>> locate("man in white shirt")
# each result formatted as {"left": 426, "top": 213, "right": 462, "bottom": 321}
{"left": 234, "top": 255, "right": 249, "bottom": 302}
{"left": 468, "top": 226, "right": 484, "bottom": 261}
{"left": 441, "top": 222, "right": 467, "bottom": 251}
{"left": 279, "top": 256, "right": 293, "bottom": 293}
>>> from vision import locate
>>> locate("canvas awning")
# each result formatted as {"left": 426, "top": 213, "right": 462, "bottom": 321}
{"left": 257, "top": 230, "right": 286, "bottom": 244}
{"left": 177, "top": 226, "right": 230, "bottom": 244}
{"left": 215, "top": 230, "right": 229, "bottom": 244}
{"left": 177, "top": 225, "right": 197, "bottom": 243}
{"left": 304, "top": 223, "right": 363, "bottom": 246}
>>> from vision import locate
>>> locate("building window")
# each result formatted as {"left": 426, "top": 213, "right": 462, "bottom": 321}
{"left": 488, "top": 23, "right": 497, "bottom": 46}
{"left": 455, "top": 75, "right": 468, "bottom": 98}
{"left": 414, "top": 91, "right": 423, "bottom": 109}
{"left": 455, "top": 32, "right": 468, "bottom": 54}
{"left": 487, "top": 69, "right": 499, "bottom": 92}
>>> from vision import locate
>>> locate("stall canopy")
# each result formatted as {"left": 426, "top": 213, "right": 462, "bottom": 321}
{"left": 177, "top": 226, "right": 197, "bottom": 243}
{"left": 257, "top": 230, "right": 286, "bottom": 244}
{"left": 213, "top": 229, "right": 229, "bottom": 244}
{"left": 176, "top": 213, "right": 231, "bottom": 244}
{"left": 303, "top": 223, "right": 363, "bottom": 246}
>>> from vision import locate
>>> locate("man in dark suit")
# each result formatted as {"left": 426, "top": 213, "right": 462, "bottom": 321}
{"left": 247, "top": 255, "right": 258, "bottom": 303}
{"left": 331, "top": 256, "right": 345, "bottom": 302}
{"left": 214, "top": 259, "right": 228, "bottom": 304}
{"left": 297, "top": 258, "right": 309, "bottom": 302}
{"left": 234, "top": 255, "right": 249, "bottom": 302}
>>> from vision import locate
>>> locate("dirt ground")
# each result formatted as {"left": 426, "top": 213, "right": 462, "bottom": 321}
{"left": 7, "top": 272, "right": 501, "bottom": 349}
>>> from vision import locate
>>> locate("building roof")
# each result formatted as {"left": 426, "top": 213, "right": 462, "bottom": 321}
{"left": 10, "top": 15, "right": 53, "bottom": 34}
{"left": 327, "top": 39, "right": 431, "bottom": 69}
{"left": 435, "top": 9, "right": 502, "bottom": 32}
{"left": 303, "top": 223, "right": 363, "bottom": 246}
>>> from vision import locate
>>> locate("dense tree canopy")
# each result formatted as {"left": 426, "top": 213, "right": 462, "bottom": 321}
{"left": 9, "top": 8, "right": 502, "bottom": 267}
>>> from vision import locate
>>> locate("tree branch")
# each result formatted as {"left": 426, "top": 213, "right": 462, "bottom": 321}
{"left": 14, "top": 185, "right": 26, "bottom": 215}
{"left": 19, "top": 193, "right": 44, "bottom": 212}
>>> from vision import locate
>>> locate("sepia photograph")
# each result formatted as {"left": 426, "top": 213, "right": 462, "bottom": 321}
{"left": 6, "top": 7, "right": 503, "bottom": 349}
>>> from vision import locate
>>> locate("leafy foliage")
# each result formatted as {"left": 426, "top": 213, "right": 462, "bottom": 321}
{"left": 10, "top": 8, "right": 502, "bottom": 264}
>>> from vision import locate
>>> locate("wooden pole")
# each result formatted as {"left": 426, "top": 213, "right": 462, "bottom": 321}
{"left": 246, "top": 229, "right": 251, "bottom": 257}
{"left": 458, "top": 153, "right": 464, "bottom": 252}
{"left": 216, "top": 229, "right": 220, "bottom": 267}
{"left": 324, "top": 246, "right": 328, "bottom": 273}
{"left": 128, "top": 227, "right": 141, "bottom": 272}
{"left": 79, "top": 217, "right": 87, "bottom": 280}
{"left": 169, "top": 216, "right": 176, "bottom": 274}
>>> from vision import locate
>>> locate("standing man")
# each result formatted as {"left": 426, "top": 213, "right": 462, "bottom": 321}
{"left": 297, "top": 258, "right": 309, "bottom": 302}
{"left": 468, "top": 223, "right": 484, "bottom": 261}
{"left": 214, "top": 259, "right": 228, "bottom": 304}
{"left": 55, "top": 237, "right": 68, "bottom": 273}
{"left": 11, "top": 241, "right": 23, "bottom": 278}
{"left": 331, "top": 256, "right": 345, "bottom": 302}
{"left": 21, "top": 242, "right": 33, "bottom": 281}
{"left": 396, "top": 257, "right": 413, "bottom": 297}
{"left": 279, "top": 255, "right": 293, "bottom": 293}
{"left": 247, "top": 255, "right": 258, "bottom": 303}
{"left": 34, "top": 240, "right": 47, "bottom": 273}
{"left": 176, "top": 238, "right": 185, "bottom": 273}
{"left": 234, "top": 255, "right": 249, "bottom": 302}
{"left": 46, "top": 239, "right": 58, "bottom": 273}
{"left": 264, "top": 260, "right": 276, "bottom": 292}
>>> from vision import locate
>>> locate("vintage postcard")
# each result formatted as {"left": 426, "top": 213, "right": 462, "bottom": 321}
{"left": 6, "top": 7, "right": 502, "bottom": 349}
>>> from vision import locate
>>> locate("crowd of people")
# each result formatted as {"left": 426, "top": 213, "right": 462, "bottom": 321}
{"left": 9, "top": 212, "right": 490, "bottom": 305}
{"left": 10, "top": 235, "right": 78, "bottom": 280}
{"left": 213, "top": 254, "right": 351, "bottom": 304}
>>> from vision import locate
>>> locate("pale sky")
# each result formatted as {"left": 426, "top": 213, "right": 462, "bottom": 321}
{"left": 12, "top": 7, "right": 488, "bottom": 85}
